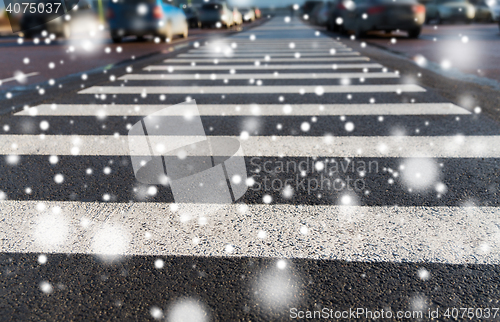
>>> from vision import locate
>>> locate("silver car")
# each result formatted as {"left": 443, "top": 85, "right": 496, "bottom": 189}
{"left": 425, "top": 0, "right": 475, "bottom": 23}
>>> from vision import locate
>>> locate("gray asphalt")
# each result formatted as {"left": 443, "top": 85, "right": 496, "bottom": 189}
{"left": 2, "top": 16, "right": 500, "bottom": 321}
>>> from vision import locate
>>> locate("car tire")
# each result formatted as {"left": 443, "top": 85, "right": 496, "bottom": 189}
{"left": 436, "top": 13, "right": 443, "bottom": 24}
{"left": 354, "top": 26, "right": 366, "bottom": 38}
{"left": 111, "top": 31, "right": 122, "bottom": 43}
{"left": 407, "top": 27, "right": 421, "bottom": 38}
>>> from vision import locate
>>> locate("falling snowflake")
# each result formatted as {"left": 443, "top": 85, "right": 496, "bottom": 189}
{"left": 150, "top": 307, "right": 163, "bottom": 320}
{"left": 40, "top": 281, "right": 53, "bottom": 294}
{"left": 276, "top": 260, "right": 287, "bottom": 270}
{"left": 154, "top": 259, "right": 164, "bottom": 269}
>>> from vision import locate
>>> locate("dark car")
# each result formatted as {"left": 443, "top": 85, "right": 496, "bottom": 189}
{"left": 311, "top": 2, "right": 336, "bottom": 25}
{"left": 302, "top": 0, "right": 323, "bottom": 16}
{"left": 183, "top": 6, "right": 200, "bottom": 28}
{"left": 198, "top": 2, "right": 233, "bottom": 28}
{"left": 332, "top": 0, "right": 425, "bottom": 38}
{"left": 107, "top": 0, "right": 188, "bottom": 43}
{"left": 19, "top": 0, "right": 96, "bottom": 38}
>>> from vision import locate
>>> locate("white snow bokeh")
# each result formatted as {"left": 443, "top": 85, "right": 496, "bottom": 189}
{"left": 253, "top": 263, "right": 300, "bottom": 312}
{"left": 66, "top": 16, "right": 107, "bottom": 54}
{"left": 40, "top": 281, "right": 53, "bottom": 294}
{"left": 410, "top": 293, "right": 428, "bottom": 312}
{"left": 91, "top": 224, "right": 130, "bottom": 262}
{"left": 417, "top": 268, "right": 430, "bottom": 281}
{"left": 150, "top": 306, "right": 164, "bottom": 320}
{"left": 33, "top": 208, "right": 69, "bottom": 251}
{"left": 400, "top": 158, "right": 440, "bottom": 193}
{"left": 336, "top": 192, "right": 361, "bottom": 223}
{"left": 166, "top": 298, "right": 210, "bottom": 322}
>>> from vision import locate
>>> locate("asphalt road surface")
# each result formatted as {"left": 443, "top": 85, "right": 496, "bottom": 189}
{"left": 2, "top": 16, "right": 500, "bottom": 321}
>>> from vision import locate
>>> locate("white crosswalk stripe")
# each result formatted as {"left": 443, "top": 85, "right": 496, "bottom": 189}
{"left": 144, "top": 63, "right": 382, "bottom": 70}
{"left": 179, "top": 52, "right": 361, "bottom": 57}
{"left": 2, "top": 200, "right": 498, "bottom": 264}
{"left": 119, "top": 72, "right": 398, "bottom": 80}
{"left": 78, "top": 84, "right": 424, "bottom": 94}
{"left": 0, "top": 135, "right": 496, "bottom": 158}
{"left": 20, "top": 103, "right": 468, "bottom": 116}
{"left": 164, "top": 57, "right": 371, "bottom": 63}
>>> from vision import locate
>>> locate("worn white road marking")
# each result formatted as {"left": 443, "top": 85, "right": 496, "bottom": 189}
{"left": 0, "top": 135, "right": 496, "bottom": 158}
{"left": 1, "top": 201, "right": 499, "bottom": 265}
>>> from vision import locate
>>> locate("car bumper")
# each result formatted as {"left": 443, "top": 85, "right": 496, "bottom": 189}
{"left": 368, "top": 13, "right": 424, "bottom": 30}
{"left": 109, "top": 20, "right": 162, "bottom": 35}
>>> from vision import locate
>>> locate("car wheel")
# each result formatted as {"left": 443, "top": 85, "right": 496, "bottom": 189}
{"left": 407, "top": 27, "right": 421, "bottom": 38}
{"left": 111, "top": 31, "right": 122, "bottom": 43}
{"left": 354, "top": 26, "right": 366, "bottom": 38}
{"left": 111, "top": 36, "right": 122, "bottom": 43}
{"left": 436, "top": 13, "right": 443, "bottom": 24}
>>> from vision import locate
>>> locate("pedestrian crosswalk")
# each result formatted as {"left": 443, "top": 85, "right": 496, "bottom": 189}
{"left": 1, "top": 16, "right": 500, "bottom": 268}
{"left": 119, "top": 72, "right": 398, "bottom": 80}
{"left": 17, "top": 103, "right": 467, "bottom": 116}
{"left": 143, "top": 63, "right": 383, "bottom": 70}
{"left": 79, "top": 84, "right": 424, "bottom": 94}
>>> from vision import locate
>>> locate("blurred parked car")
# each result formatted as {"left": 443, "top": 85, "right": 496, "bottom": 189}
{"left": 183, "top": 6, "right": 200, "bottom": 28}
{"left": 469, "top": 0, "right": 493, "bottom": 20}
{"left": 310, "top": 2, "right": 325, "bottom": 24}
{"left": 486, "top": 0, "right": 500, "bottom": 20}
{"left": 20, "top": 0, "right": 96, "bottom": 38}
{"left": 107, "top": 0, "right": 187, "bottom": 43}
{"left": 327, "top": 0, "right": 348, "bottom": 31}
{"left": 311, "top": 2, "right": 336, "bottom": 25}
{"left": 335, "top": 0, "right": 425, "bottom": 38}
{"left": 241, "top": 8, "right": 256, "bottom": 22}
{"left": 425, "top": 0, "right": 475, "bottom": 23}
{"left": 233, "top": 8, "right": 243, "bottom": 25}
{"left": 302, "top": 0, "right": 323, "bottom": 17}
{"left": 198, "top": 2, "right": 233, "bottom": 28}
{"left": 253, "top": 7, "right": 261, "bottom": 19}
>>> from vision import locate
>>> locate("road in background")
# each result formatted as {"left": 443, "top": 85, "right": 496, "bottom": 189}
{"left": 347, "top": 23, "right": 500, "bottom": 83}
{"left": 2, "top": 16, "right": 500, "bottom": 321}
{"left": 0, "top": 23, "right": 262, "bottom": 93}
